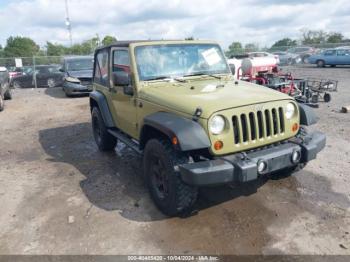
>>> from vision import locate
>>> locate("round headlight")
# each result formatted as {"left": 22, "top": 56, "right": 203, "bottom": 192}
{"left": 209, "top": 115, "right": 225, "bottom": 135}
{"left": 285, "top": 103, "right": 295, "bottom": 119}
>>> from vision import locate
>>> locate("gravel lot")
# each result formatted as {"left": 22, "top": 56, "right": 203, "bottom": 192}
{"left": 0, "top": 66, "right": 349, "bottom": 255}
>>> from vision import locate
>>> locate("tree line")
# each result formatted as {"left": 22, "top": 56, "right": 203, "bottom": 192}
{"left": 0, "top": 35, "right": 117, "bottom": 58}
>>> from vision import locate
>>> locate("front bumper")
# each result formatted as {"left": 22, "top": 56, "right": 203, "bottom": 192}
{"left": 179, "top": 131, "right": 326, "bottom": 186}
{"left": 63, "top": 81, "right": 92, "bottom": 95}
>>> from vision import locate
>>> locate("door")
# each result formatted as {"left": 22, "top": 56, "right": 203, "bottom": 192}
{"left": 323, "top": 50, "right": 337, "bottom": 65}
{"left": 109, "top": 48, "right": 138, "bottom": 138}
{"left": 35, "top": 67, "right": 50, "bottom": 86}
{"left": 336, "top": 49, "right": 349, "bottom": 65}
{"left": 17, "top": 67, "right": 33, "bottom": 88}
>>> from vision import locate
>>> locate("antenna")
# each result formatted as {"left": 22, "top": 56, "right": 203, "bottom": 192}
{"left": 65, "top": 0, "right": 73, "bottom": 46}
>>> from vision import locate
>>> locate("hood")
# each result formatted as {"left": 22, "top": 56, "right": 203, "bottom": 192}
{"left": 139, "top": 78, "right": 292, "bottom": 119}
{"left": 67, "top": 70, "right": 92, "bottom": 79}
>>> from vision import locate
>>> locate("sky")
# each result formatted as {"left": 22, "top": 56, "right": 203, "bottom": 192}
{"left": 0, "top": 0, "right": 349, "bottom": 49}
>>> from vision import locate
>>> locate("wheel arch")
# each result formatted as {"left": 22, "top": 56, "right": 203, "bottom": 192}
{"left": 89, "top": 91, "right": 115, "bottom": 128}
{"left": 140, "top": 112, "right": 211, "bottom": 152}
{"left": 316, "top": 59, "right": 325, "bottom": 67}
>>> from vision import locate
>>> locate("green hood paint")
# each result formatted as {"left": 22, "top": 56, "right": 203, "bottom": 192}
{"left": 138, "top": 77, "right": 291, "bottom": 119}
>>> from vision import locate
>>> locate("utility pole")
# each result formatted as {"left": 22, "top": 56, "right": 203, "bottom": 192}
{"left": 65, "top": 0, "right": 73, "bottom": 46}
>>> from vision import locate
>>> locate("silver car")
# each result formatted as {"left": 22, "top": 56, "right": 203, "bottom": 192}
{"left": 273, "top": 51, "right": 301, "bottom": 65}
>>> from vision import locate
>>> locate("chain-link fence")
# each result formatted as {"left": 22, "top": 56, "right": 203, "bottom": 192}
{"left": 0, "top": 56, "right": 64, "bottom": 88}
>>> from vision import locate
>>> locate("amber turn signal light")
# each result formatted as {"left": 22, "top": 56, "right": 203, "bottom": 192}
{"left": 292, "top": 123, "right": 299, "bottom": 132}
{"left": 172, "top": 136, "right": 178, "bottom": 145}
{"left": 214, "top": 140, "right": 223, "bottom": 150}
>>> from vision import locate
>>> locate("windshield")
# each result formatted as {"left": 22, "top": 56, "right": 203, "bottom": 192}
{"left": 135, "top": 44, "right": 230, "bottom": 81}
{"left": 66, "top": 58, "right": 93, "bottom": 71}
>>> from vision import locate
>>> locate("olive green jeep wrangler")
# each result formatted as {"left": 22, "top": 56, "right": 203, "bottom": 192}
{"left": 89, "top": 40, "right": 326, "bottom": 216}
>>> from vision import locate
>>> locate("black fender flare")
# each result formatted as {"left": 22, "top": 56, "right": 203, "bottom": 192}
{"left": 89, "top": 91, "right": 115, "bottom": 128}
{"left": 140, "top": 112, "right": 211, "bottom": 151}
{"left": 298, "top": 103, "right": 318, "bottom": 126}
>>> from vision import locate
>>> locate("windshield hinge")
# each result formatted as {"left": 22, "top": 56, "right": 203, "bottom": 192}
{"left": 192, "top": 107, "right": 203, "bottom": 121}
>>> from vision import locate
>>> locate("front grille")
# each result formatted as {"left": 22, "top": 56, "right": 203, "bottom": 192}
{"left": 78, "top": 78, "right": 92, "bottom": 86}
{"left": 232, "top": 107, "right": 285, "bottom": 144}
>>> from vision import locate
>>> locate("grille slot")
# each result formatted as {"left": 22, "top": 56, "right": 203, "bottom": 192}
{"left": 272, "top": 108, "right": 278, "bottom": 135}
{"left": 278, "top": 107, "right": 285, "bottom": 133}
{"left": 264, "top": 109, "right": 271, "bottom": 137}
{"left": 249, "top": 113, "right": 256, "bottom": 140}
{"left": 232, "top": 116, "right": 240, "bottom": 144}
{"left": 232, "top": 107, "right": 285, "bottom": 144}
{"left": 257, "top": 111, "right": 263, "bottom": 138}
{"left": 240, "top": 114, "right": 248, "bottom": 142}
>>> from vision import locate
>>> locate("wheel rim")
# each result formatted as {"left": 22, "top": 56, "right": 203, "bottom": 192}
{"left": 150, "top": 155, "right": 169, "bottom": 199}
{"left": 47, "top": 78, "right": 55, "bottom": 88}
{"left": 92, "top": 116, "right": 102, "bottom": 144}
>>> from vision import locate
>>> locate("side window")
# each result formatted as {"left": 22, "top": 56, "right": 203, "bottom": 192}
{"left": 113, "top": 50, "right": 130, "bottom": 74}
{"left": 324, "top": 50, "right": 336, "bottom": 56}
{"left": 336, "top": 50, "right": 346, "bottom": 56}
{"left": 37, "top": 68, "right": 48, "bottom": 74}
{"left": 48, "top": 66, "right": 59, "bottom": 73}
{"left": 94, "top": 50, "right": 109, "bottom": 86}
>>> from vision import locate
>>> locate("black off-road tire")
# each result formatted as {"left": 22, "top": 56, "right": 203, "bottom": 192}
{"left": 0, "top": 94, "right": 4, "bottom": 111}
{"left": 4, "top": 87, "right": 12, "bottom": 100}
{"left": 143, "top": 139, "right": 198, "bottom": 216}
{"left": 91, "top": 107, "right": 117, "bottom": 151}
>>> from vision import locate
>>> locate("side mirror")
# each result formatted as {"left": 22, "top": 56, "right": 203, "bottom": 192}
{"left": 112, "top": 71, "right": 133, "bottom": 95}
{"left": 123, "top": 85, "right": 134, "bottom": 96}
{"left": 113, "top": 71, "right": 131, "bottom": 86}
{"left": 229, "top": 64, "right": 235, "bottom": 75}
{"left": 59, "top": 68, "right": 64, "bottom": 72}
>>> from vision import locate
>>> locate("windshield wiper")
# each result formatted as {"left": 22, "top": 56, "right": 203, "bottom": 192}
{"left": 183, "top": 73, "right": 222, "bottom": 79}
{"left": 145, "top": 76, "right": 186, "bottom": 82}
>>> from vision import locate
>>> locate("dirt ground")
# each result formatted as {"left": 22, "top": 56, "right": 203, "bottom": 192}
{"left": 0, "top": 66, "right": 349, "bottom": 255}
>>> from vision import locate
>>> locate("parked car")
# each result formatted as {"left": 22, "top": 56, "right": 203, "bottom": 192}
{"left": 11, "top": 65, "right": 63, "bottom": 88}
{"left": 287, "top": 46, "right": 316, "bottom": 63}
{"left": 273, "top": 51, "right": 301, "bottom": 65}
{"left": 61, "top": 56, "right": 94, "bottom": 97}
{"left": 8, "top": 67, "right": 24, "bottom": 80}
{"left": 308, "top": 49, "right": 350, "bottom": 67}
{"left": 247, "top": 52, "right": 280, "bottom": 64}
{"left": 0, "top": 66, "right": 13, "bottom": 111}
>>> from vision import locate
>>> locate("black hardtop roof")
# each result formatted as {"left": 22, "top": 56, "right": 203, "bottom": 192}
{"left": 95, "top": 40, "right": 173, "bottom": 51}
{"left": 95, "top": 39, "right": 217, "bottom": 52}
